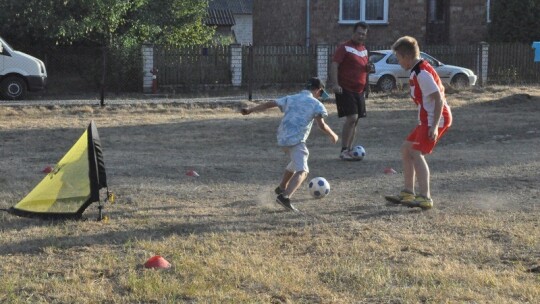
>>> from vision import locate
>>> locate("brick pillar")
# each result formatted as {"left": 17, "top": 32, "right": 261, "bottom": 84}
{"left": 317, "top": 44, "right": 330, "bottom": 83}
{"left": 142, "top": 44, "right": 154, "bottom": 93}
{"left": 230, "top": 44, "right": 242, "bottom": 86}
{"left": 479, "top": 42, "right": 489, "bottom": 86}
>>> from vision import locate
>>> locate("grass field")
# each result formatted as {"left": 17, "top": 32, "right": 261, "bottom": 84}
{"left": 1, "top": 86, "right": 539, "bottom": 303}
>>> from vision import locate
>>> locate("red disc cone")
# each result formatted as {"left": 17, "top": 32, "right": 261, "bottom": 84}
{"left": 186, "top": 170, "right": 199, "bottom": 177}
{"left": 144, "top": 255, "right": 171, "bottom": 269}
{"left": 384, "top": 167, "right": 397, "bottom": 174}
{"left": 42, "top": 166, "right": 53, "bottom": 173}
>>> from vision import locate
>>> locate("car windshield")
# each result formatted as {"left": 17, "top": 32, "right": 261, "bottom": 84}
{"left": 420, "top": 52, "right": 442, "bottom": 66}
{"left": 382, "top": 52, "right": 444, "bottom": 67}
{"left": 386, "top": 54, "right": 399, "bottom": 64}
{"left": 369, "top": 52, "right": 386, "bottom": 63}
{"left": 0, "top": 37, "right": 14, "bottom": 52}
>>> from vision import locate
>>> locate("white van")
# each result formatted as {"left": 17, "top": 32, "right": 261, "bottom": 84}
{"left": 0, "top": 37, "right": 47, "bottom": 100}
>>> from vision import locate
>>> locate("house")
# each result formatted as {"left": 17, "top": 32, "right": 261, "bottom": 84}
{"left": 253, "top": 0, "right": 493, "bottom": 46}
{"left": 205, "top": 6, "right": 236, "bottom": 42}
{"left": 208, "top": 0, "right": 253, "bottom": 45}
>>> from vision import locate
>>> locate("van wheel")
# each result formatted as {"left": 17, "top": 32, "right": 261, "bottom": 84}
{"left": 377, "top": 75, "right": 396, "bottom": 92}
{"left": 1, "top": 76, "right": 27, "bottom": 100}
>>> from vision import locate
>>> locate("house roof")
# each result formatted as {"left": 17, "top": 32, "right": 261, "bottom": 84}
{"left": 206, "top": 9, "right": 236, "bottom": 26}
{"left": 209, "top": 0, "right": 253, "bottom": 14}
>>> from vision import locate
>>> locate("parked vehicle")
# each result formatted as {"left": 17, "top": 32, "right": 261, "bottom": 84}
{"left": 0, "top": 37, "right": 47, "bottom": 100}
{"left": 369, "top": 50, "right": 477, "bottom": 92}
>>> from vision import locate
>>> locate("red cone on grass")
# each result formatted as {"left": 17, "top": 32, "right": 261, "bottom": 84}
{"left": 42, "top": 166, "right": 53, "bottom": 173}
{"left": 384, "top": 167, "right": 397, "bottom": 174}
{"left": 186, "top": 170, "right": 199, "bottom": 177}
{"left": 144, "top": 255, "right": 171, "bottom": 269}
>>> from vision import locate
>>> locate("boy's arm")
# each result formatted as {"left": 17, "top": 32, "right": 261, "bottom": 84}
{"left": 427, "top": 90, "right": 443, "bottom": 140}
{"left": 240, "top": 100, "right": 278, "bottom": 115}
{"left": 314, "top": 116, "right": 338, "bottom": 144}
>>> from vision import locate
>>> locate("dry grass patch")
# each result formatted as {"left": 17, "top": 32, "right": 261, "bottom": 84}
{"left": 1, "top": 86, "right": 539, "bottom": 303}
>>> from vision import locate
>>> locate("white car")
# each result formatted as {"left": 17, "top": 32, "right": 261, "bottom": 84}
{"left": 368, "top": 50, "right": 477, "bottom": 92}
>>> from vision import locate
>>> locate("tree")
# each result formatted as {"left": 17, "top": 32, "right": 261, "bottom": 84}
{"left": 0, "top": 0, "right": 217, "bottom": 95}
{"left": 0, "top": 0, "right": 215, "bottom": 48}
{"left": 488, "top": 0, "right": 540, "bottom": 43}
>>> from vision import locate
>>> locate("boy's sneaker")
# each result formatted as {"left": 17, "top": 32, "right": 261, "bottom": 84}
{"left": 340, "top": 150, "right": 355, "bottom": 161}
{"left": 403, "top": 195, "right": 433, "bottom": 210}
{"left": 275, "top": 194, "right": 299, "bottom": 212}
{"left": 385, "top": 190, "right": 415, "bottom": 205}
{"left": 274, "top": 186, "right": 283, "bottom": 195}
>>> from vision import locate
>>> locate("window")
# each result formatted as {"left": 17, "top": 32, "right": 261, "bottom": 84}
{"left": 340, "top": 0, "right": 388, "bottom": 24}
{"left": 386, "top": 54, "right": 398, "bottom": 65}
{"left": 420, "top": 53, "right": 440, "bottom": 67}
{"left": 368, "top": 52, "right": 386, "bottom": 64}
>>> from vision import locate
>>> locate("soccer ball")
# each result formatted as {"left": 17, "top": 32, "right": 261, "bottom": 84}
{"left": 308, "top": 177, "right": 330, "bottom": 199}
{"left": 351, "top": 145, "right": 366, "bottom": 160}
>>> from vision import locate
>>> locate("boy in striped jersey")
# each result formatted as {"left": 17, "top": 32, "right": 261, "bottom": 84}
{"left": 385, "top": 36, "right": 452, "bottom": 210}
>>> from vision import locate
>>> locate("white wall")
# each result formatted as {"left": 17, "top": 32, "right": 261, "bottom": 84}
{"left": 232, "top": 14, "right": 253, "bottom": 45}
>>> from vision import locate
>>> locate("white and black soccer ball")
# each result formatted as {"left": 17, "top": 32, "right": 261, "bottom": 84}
{"left": 351, "top": 145, "right": 366, "bottom": 160}
{"left": 308, "top": 177, "right": 330, "bottom": 199}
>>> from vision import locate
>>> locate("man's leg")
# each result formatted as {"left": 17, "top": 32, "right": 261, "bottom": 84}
{"left": 341, "top": 114, "right": 359, "bottom": 150}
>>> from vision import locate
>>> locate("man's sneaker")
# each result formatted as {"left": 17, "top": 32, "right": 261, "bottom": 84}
{"left": 275, "top": 194, "right": 299, "bottom": 212}
{"left": 385, "top": 190, "right": 415, "bottom": 205}
{"left": 403, "top": 195, "right": 433, "bottom": 210}
{"left": 340, "top": 150, "right": 355, "bottom": 161}
{"left": 274, "top": 186, "right": 283, "bottom": 195}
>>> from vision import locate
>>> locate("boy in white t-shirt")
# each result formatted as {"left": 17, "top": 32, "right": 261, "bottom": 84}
{"left": 241, "top": 78, "right": 338, "bottom": 212}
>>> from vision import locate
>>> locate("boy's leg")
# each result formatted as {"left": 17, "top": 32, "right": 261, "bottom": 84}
{"left": 401, "top": 141, "right": 416, "bottom": 193}
{"left": 283, "top": 143, "right": 309, "bottom": 198}
{"left": 402, "top": 125, "right": 449, "bottom": 210}
{"left": 283, "top": 171, "right": 308, "bottom": 198}
{"left": 411, "top": 150, "right": 430, "bottom": 198}
{"left": 277, "top": 170, "right": 294, "bottom": 194}
{"left": 385, "top": 141, "right": 416, "bottom": 204}
{"left": 385, "top": 141, "right": 417, "bottom": 204}
{"left": 275, "top": 143, "right": 308, "bottom": 212}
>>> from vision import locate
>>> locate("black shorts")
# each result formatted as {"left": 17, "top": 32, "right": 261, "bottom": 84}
{"left": 335, "top": 89, "right": 366, "bottom": 118}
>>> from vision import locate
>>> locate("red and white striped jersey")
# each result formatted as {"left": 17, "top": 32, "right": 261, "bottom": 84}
{"left": 409, "top": 60, "right": 452, "bottom": 127}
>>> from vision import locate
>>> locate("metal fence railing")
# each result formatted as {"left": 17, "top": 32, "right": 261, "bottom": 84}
{"left": 488, "top": 43, "right": 540, "bottom": 84}
{"left": 242, "top": 45, "right": 317, "bottom": 87}
{"left": 154, "top": 45, "right": 231, "bottom": 88}
{"left": 26, "top": 42, "right": 540, "bottom": 97}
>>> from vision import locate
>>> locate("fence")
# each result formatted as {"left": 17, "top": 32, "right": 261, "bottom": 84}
{"left": 33, "top": 42, "right": 540, "bottom": 96}
{"left": 146, "top": 42, "right": 538, "bottom": 93}
{"left": 41, "top": 45, "right": 142, "bottom": 95}
{"left": 153, "top": 45, "right": 231, "bottom": 88}
{"left": 488, "top": 43, "right": 540, "bottom": 84}
{"left": 243, "top": 45, "right": 317, "bottom": 86}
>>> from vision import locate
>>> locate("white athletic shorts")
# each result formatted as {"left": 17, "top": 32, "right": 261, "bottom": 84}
{"left": 283, "top": 142, "right": 309, "bottom": 173}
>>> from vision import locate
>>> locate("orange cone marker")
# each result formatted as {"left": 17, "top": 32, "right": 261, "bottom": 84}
{"left": 144, "top": 255, "right": 171, "bottom": 269}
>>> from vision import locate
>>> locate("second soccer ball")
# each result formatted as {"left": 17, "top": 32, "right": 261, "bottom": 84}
{"left": 351, "top": 145, "right": 366, "bottom": 160}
